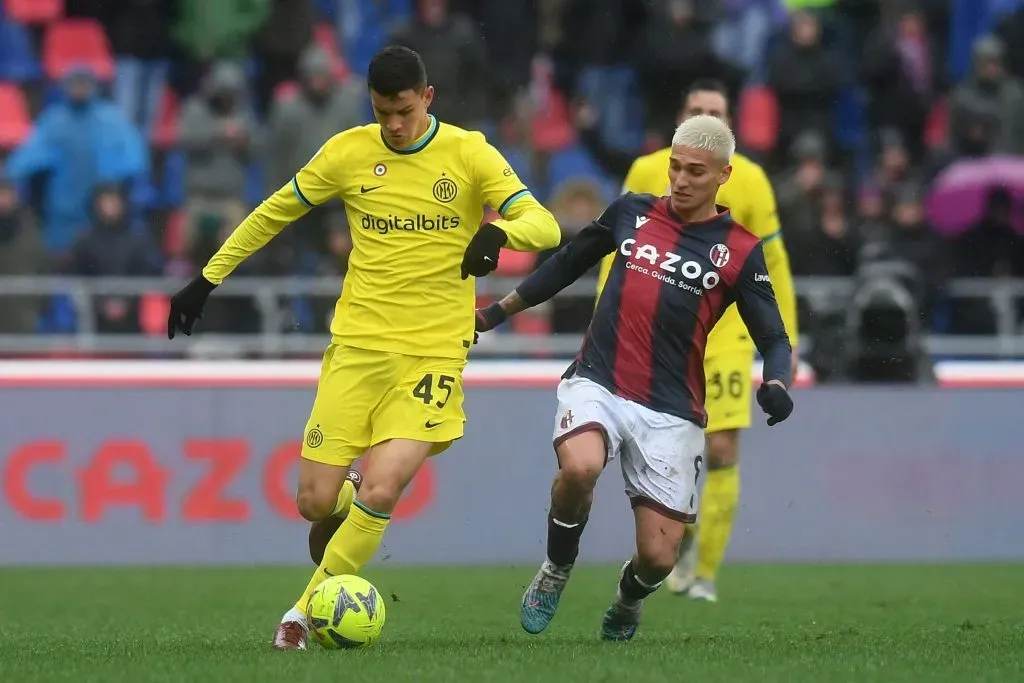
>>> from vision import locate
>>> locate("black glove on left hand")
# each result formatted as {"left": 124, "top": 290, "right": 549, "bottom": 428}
{"left": 461, "top": 223, "right": 508, "bottom": 279}
{"left": 756, "top": 382, "right": 793, "bottom": 426}
{"left": 167, "top": 274, "right": 217, "bottom": 339}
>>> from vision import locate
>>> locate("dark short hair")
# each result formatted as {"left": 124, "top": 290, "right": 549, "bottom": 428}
{"left": 367, "top": 45, "right": 427, "bottom": 96}
{"left": 683, "top": 78, "right": 731, "bottom": 113}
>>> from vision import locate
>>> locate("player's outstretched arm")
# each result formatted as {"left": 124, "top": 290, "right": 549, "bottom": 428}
{"left": 168, "top": 133, "right": 347, "bottom": 339}
{"left": 475, "top": 218, "right": 617, "bottom": 332}
{"left": 734, "top": 242, "right": 794, "bottom": 425}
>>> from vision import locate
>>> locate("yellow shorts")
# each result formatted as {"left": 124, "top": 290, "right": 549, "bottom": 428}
{"left": 301, "top": 343, "right": 467, "bottom": 467}
{"left": 704, "top": 351, "right": 754, "bottom": 433}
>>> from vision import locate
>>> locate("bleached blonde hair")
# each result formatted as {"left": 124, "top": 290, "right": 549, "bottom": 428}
{"left": 671, "top": 114, "right": 735, "bottom": 166}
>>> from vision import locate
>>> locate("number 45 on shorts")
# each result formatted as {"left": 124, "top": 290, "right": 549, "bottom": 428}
{"left": 412, "top": 373, "right": 456, "bottom": 408}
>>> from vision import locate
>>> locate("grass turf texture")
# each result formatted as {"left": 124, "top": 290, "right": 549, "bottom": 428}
{"left": 1, "top": 564, "right": 1022, "bottom": 683}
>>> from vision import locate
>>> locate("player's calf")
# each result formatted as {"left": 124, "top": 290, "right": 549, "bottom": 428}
{"left": 308, "top": 469, "right": 363, "bottom": 565}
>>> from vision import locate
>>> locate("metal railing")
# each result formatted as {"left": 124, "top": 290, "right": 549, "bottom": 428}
{"left": 0, "top": 275, "right": 1022, "bottom": 358}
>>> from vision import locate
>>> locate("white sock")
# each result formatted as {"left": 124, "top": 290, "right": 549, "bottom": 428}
{"left": 281, "top": 606, "right": 308, "bottom": 629}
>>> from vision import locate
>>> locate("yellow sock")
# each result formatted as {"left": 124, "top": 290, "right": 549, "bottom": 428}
{"left": 294, "top": 502, "right": 391, "bottom": 613}
{"left": 696, "top": 465, "right": 740, "bottom": 581}
{"left": 332, "top": 479, "right": 356, "bottom": 517}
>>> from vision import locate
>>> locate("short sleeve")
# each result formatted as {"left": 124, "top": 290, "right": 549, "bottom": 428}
{"left": 291, "top": 131, "right": 350, "bottom": 207}
{"left": 467, "top": 134, "right": 532, "bottom": 218}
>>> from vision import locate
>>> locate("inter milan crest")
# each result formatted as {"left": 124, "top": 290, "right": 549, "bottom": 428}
{"left": 432, "top": 172, "right": 458, "bottom": 203}
{"left": 710, "top": 243, "right": 731, "bottom": 268}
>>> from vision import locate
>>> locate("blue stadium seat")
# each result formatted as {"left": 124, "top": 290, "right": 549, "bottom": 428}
{"left": 546, "top": 144, "right": 617, "bottom": 201}
{"left": 159, "top": 149, "right": 186, "bottom": 209}
{"left": 244, "top": 162, "right": 264, "bottom": 208}
{"left": 0, "top": 17, "right": 42, "bottom": 82}
{"left": 38, "top": 294, "right": 78, "bottom": 334}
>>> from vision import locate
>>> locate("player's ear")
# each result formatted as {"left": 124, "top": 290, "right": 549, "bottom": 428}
{"left": 718, "top": 164, "right": 733, "bottom": 186}
{"left": 422, "top": 85, "right": 434, "bottom": 109}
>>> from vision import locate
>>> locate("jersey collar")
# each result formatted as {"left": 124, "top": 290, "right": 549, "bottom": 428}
{"left": 662, "top": 198, "right": 732, "bottom": 227}
{"left": 381, "top": 114, "right": 440, "bottom": 155}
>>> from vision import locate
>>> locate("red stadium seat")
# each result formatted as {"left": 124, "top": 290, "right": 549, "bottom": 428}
{"left": 924, "top": 96, "right": 949, "bottom": 150}
{"left": 495, "top": 248, "right": 536, "bottom": 276}
{"left": 139, "top": 292, "right": 170, "bottom": 336}
{"left": 313, "top": 23, "right": 349, "bottom": 81}
{"left": 4, "top": 0, "right": 64, "bottom": 23}
{"left": 736, "top": 85, "right": 779, "bottom": 154}
{"left": 43, "top": 19, "right": 115, "bottom": 81}
{"left": 0, "top": 82, "right": 32, "bottom": 148}
{"left": 151, "top": 86, "right": 179, "bottom": 148}
{"left": 274, "top": 80, "right": 300, "bottom": 102}
{"left": 162, "top": 210, "right": 187, "bottom": 256}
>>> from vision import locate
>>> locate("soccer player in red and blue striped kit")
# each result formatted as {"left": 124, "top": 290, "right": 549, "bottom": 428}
{"left": 475, "top": 115, "right": 794, "bottom": 641}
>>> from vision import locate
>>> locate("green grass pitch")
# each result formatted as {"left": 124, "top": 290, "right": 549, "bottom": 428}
{"left": 1, "top": 564, "right": 1022, "bottom": 682}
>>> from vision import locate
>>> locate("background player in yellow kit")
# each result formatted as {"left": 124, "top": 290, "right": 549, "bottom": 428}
{"left": 594, "top": 79, "right": 798, "bottom": 602}
{"left": 166, "top": 46, "right": 561, "bottom": 648}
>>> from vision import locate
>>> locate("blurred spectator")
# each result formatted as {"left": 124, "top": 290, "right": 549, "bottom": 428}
{"left": 3, "top": 67, "right": 148, "bottom": 253}
{"left": 171, "top": 0, "right": 270, "bottom": 98}
{"left": 711, "top": 0, "right": 788, "bottom": 77}
{"left": 867, "top": 127, "right": 919, "bottom": 206}
{"left": 389, "top": 0, "right": 488, "bottom": 128}
{"left": 864, "top": 182, "right": 947, "bottom": 327}
{"left": 102, "top": 0, "right": 176, "bottom": 137}
{"left": 179, "top": 62, "right": 260, "bottom": 252}
{"left": 791, "top": 172, "right": 856, "bottom": 275}
{"left": 636, "top": 0, "right": 723, "bottom": 144}
{"left": 861, "top": 9, "right": 936, "bottom": 161}
{"left": 767, "top": 10, "right": 842, "bottom": 156}
{"left": 252, "top": 0, "right": 316, "bottom": 115}
{"left": 952, "top": 186, "right": 1024, "bottom": 278}
{"left": 265, "top": 45, "right": 364, "bottom": 253}
{"left": 776, "top": 130, "right": 829, "bottom": 251}
{"left": 66, "top": 186, "right": 162, "bottom": 334}
{"left": 949, "top": 35, "right": 1024, "bottom": 155}
{"left": 0, "top": 180, "right": 47, "bottom": 335}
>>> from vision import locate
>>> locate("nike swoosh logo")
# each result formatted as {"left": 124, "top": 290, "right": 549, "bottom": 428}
{"left": 425, "top": 420, "right": 443, "bottom": 429}
{"left": 360, "top": 185, "right": 383, "bottom": 193}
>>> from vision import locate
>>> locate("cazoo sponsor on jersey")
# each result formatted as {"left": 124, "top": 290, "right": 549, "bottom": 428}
{"left": 620, "top": 238, "right": 720, "bottom": 296}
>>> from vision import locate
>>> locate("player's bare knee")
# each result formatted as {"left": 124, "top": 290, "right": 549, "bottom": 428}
{"left": 295, "top": 488, "right": 335, "bottom": 522}
{"left": 555, "top": 429, "right": 606, "bottom": 491}
{"left": 706, "top": 429, "right": 739, "bottom": 468}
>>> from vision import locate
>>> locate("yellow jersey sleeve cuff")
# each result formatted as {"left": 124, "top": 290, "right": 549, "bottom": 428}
{"left": 292, "top": 177, "right": 315, "bottom": 208}
{"left": 498, "top": 189, "right": 531, "bottom": 217}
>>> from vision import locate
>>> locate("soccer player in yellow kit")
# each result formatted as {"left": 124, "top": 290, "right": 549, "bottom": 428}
{"left": 166, "top": 46, "right": 561, "bottom": 648}
{"left": 594, "top": 79, "right": 798, "bottom": 602}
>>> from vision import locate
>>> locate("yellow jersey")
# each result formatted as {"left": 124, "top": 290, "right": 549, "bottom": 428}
{"left": 595, "top": 148, "right": 798, "bottom": 353}
{"left": 204, "top": 115, "right": 561, "bottom": 359}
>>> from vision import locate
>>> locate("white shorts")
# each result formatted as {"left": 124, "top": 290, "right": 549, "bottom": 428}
{"left": 552, "top": 375, "right": 706, "bottom": 522}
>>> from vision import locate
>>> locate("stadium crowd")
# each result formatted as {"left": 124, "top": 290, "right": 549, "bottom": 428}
{"left": 0, "top": 0, "right": 1023, "bottom": 352}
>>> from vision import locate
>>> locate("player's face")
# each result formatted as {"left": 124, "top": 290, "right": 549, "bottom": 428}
{"left": 370, "top": 85, "right": 434, "bottom": 149}
{"left": 667, "top": 147, "right": 732, "bottom": 214}
{"left": 680, "top": 91, "right": 729, "bottom": 125}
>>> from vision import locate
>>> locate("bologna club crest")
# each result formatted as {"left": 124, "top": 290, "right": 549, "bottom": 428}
{"left": 710, "top": 244, "right": 731, "bottom": 268}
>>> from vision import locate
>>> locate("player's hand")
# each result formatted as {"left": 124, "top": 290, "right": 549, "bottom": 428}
{"left": 167, "top": 274, "right": 217, "bottom": 339}
{"left": 756, "top": 380, "right": 793, "bottom": 426}
{"left": 461, "top": 223, "right": 508, "bottom": 279}
{"left": 475, "top": 302, "right": 508, "bottom": 335}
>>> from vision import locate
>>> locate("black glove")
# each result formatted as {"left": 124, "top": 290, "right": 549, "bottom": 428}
{"left": 756, "top": 382, "right": 793, "bottom": 426}
{"left": 167, "top": 274, "right": 217, "bottom": 339}
{"left": 475, "top": 302, "right": 507, "bottom": 334}
{"left": 461, "top": 223, "right": 508, "bottom": 279}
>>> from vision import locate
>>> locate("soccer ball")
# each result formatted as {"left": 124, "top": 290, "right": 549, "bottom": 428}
{"left": 305, "top": 574, "right": 386, "bottom": 649}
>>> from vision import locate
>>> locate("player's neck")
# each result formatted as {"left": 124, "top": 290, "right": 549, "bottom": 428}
{"left": 669, "top": 199, "right": 720, "bottom": 224}
{"left": 408, "top": 115, "right": 433, "bottom": 146}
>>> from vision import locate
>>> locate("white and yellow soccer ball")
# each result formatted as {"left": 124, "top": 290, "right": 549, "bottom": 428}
{"left": 305, "top": 574, "right": 386, "bottom": 649}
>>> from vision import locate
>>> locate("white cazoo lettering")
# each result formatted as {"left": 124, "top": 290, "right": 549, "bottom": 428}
{"left": 619, "top": 239, "right": 721, "bottom": 290}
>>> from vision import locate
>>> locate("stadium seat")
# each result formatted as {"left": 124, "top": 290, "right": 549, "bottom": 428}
{"left": 151, "top": 86, "right": 179, "bottom": 148}
{"left": 162, "top": 210, "right": 186, "bottom": 256}
{"left": 547, "top": 145, "right": 613, "bottom": 199}
{"left": 4, "top": 0, "right": 63, "bottom": 24}
{"left": 43, "top": 18, "right": 115, "bottom": 81}
{"left": 495, "top": 248, "right": 537, "bottom": 276}
{"left": 924, "top": 96, "right": 949, "bottom": 150}
{"left": 313, "top": 23, "right": 348, "bottom": 81}
{"left": 0, "top": 82, "right": 31, "bottom": 148}
{"left": 139, "top": 292, "right": 170, "bottom": 336}
{"left": 0, "top": 17, "right": 43, "bottom": 82}
{"left": 736, "top": 85, "right": 779, "bottom": 154}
